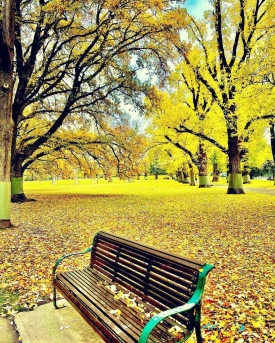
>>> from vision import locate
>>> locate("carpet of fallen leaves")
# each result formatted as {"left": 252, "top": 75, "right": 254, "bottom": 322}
{"left": 1, "top": 178, "right": 275, "bottom": 343}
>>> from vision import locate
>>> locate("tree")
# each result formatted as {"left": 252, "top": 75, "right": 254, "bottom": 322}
{"left": 0, "top": 0, "right": 15, "bottom": 228}
{"left": 10, "top": 0, "right": 187, "bottom": 202}
{"left": 269, "top": 122, "right": 275, "bottom": 184}
{"left": 173, "top": 0, "right": 275, "bottom": 193}
{"left": 210, "top": 150, "right": 225, "bottom": 182}
{"left": 168, "top": 59, "right": 219, "bottom": 187}
{"left": 145, "top": 70, "right": 224, "bottom": 188}
{"left": 24, "top": 118, "right": 148, "bottom": 185}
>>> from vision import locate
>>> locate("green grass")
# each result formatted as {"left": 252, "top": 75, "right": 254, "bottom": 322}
{"left": 0, "top": 289, "right": 20, "bottom": 313}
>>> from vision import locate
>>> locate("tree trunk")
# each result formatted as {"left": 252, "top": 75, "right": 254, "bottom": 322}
{"left": 183, "top": 175, "right": 190, "bottom": 184}
{"left": 197, "top": 142, "right": 210, "bottom": 188}
{"left": 10, "top": 154, "right": 28, "bottom": 202}
{"left": 0, "top": 0, "right": 15, "bottom": 227}
{"left": 176, "top": 169, "right": 183, "bottom": 182}
{"left": 188, "top": 162, "right": 196, "bottom": 186}
{"left": 227, "top": 134, "right": 244, "bottom": 194}
{"left": 270, "top": 123, "right": 275, "bottom": 186}
{"left": 0, "top": 67, "right": 13, "bottom": 223}
{"left": 212, "top": 162, "right": 219, "bottom": 182}
{"left": 182, "top": 169, "right": 190, "bottom": 184}
{"left": 73, "top": 169, "right": 78, "bottom": 184}
{"left": 242, "top": 169, "right": 251, "bottom": 184}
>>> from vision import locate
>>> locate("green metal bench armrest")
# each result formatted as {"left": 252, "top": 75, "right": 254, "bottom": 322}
{"left": 52, "top": 233, "right": 100, "bottom": 278}
{"left": 138, "top": 264, "right": 214, "bottom": 343}
{"left": 52, "top": 246, "right": 93, "bottom": 278}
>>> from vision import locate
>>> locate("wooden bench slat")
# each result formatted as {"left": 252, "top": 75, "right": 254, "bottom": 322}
{"left": 92, "top": 244, "right": 199, "bottom": 293}
{"left": 55, "top": 273, "right": 143, "bottom": 343}
{"left": 94, "top": 239, "right": 201, "bottom": 278}
{"left": 67, "top": 270, "right": 150, "bottom": 338}
{"left": 56, "top": 269, "right": 186, "bottom": 343}
{"left": 91, "top": 257, "right": 195, "bottom": 324}
{"left": 53, "top": 277, "right": 125, "bottom": 343}
{"left": 53, "top": 231, "right": 214, "bottom": 343}
{"left": 95, "top": 232, "right": 203, "bottom": 269}
{"left": 91, "top": 252, "right": 196, "bottom": 308}
{"left": 112, "top": 271, "right": 191, "bottom": 309}
{"left": 72, "top": 268, "right": 189, "bottom": 337}
{"left": 65, "top": 273, "right": 146, "bottom": 342}
{"left": 93, "top": 252, "right": 197, "bottom": 292}
{"left": 79, "top": 269, "right": 192, "bottom": 338}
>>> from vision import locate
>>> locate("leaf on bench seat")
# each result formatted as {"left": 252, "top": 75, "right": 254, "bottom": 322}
{"left": 114, "top": 291, "right": 124, "bottom": 300}
{"left": 107, "top": 284, "right": 117, "bottom": 293}
{"left": 109, "top": 309, "right": 121, "bottom": 317}
{"left": 168, "top": 325, "right": 183, "bottom": 333}
{"left": 168, "top": 325, "right": 184, "bottom": 340}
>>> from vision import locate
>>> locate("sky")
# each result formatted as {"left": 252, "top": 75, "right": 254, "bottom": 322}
{"left": 184, "top": 0, "right": 213, "bottom": 18}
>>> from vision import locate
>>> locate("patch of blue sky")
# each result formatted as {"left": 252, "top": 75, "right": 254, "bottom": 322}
{"left": 181, "top": 0, "right": 213, "bottom": 41}
{"left": 184, "top": 0, "right": 213, "bottom": 18}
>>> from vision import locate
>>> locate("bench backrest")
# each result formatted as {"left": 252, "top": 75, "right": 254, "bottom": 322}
{"left": 90, "top": 232, "right": 205, "bottom": 313}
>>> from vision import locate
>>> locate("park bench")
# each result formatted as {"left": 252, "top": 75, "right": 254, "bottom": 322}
{"left": 52, "top": 231, "right": 214, "bottom": 343}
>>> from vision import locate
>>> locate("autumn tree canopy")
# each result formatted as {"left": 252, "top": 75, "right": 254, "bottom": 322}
{"left": 24, "top": 118, "right": 148, "bottom": 182}
{"left": 146, "top": 0, "right": 275, "bottom": 194}
{"left": 10, "top": 0, "right": 188, "bottom": 202}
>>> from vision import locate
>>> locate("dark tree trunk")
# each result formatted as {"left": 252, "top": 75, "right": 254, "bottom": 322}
{"left": 10, "top": 155, "right": 29, "bottom": 202}
{"left": 176, "top": 169, "right": 183, "bottom": 182}
{"left": 270, "top": 123, "right": 275, "bottom": 186}
{"left": 212, "top": 162, "right": 219, "bottom": 182}
{"left": 197, "top": 142, "right": 210, "bottom": 188}
{"left": 242, "top": 168, "right": 251, "bottom": 184}
{"left": 182, "top": 170, "right": 190, "bottom": 183}
{"left": 188, "top": 162, "right": 196, "bottom": 186}
{"left": 227, "top": 134, "right": 244, "bottom": 194}
{"left": 0, "top": 0, "right": 15, "bottom": 227}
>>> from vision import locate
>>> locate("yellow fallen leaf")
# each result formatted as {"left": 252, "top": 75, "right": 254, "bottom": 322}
{"left": 109, "top": 309, "right": 121, "bottom": 317}
{"left": 251, "top": 319, "right": 264, "bottom": 328}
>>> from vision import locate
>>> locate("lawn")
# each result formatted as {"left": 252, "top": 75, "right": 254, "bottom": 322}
{"left": 1, "top": 177, "right": 275, "bottom": 342}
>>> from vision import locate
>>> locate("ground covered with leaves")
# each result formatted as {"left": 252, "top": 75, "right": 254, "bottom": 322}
{"left": 1, "top": 178, "right": 275, "bottom": 342}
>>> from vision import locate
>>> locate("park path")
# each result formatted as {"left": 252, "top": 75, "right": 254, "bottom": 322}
{"left": 214, "top": 182, "right": 275, "bottom": 195}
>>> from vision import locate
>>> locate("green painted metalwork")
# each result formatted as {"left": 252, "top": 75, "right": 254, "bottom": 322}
{"left": 242, "top": 174, "right": 250, "bottom": 183}
{"left": 0, "top": 182, "right": 11, "bottom": 219}
{"left": 138, "top": 264, "right": 214, "bottom": 343}
{"left": 228, "top": 173, "right": 243, "bottom": 188}
{"left": 52, "top": 233, "right": 99, "bottom": 308}
{"left": 11, "top": 177, "right": 23, "bottom": 195}
{"left": 53, "top": 232, "right": 214, "bottom": 341}
{"left": 198, "top": 175, "right": 208, "bottom": 187}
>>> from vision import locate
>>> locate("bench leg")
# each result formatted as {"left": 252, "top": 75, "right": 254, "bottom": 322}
{"left": 53, "top": 287, "right": 66, "bottom": 309}
{"left": 194, "top": 305, "right": 203, "bottom": 343}
{"left": 195, "top": 322, "right": 203, "bottom": 343}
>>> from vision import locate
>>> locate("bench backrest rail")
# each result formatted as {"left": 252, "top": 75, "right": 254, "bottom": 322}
{"left": 90, "top": 232, "right": 207, "bottom": 328}
{"left": 53, "top": 231, "right": 214, "bottom": 343}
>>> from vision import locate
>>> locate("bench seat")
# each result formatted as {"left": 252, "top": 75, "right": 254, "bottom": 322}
{"left": 53, "top": 231, "right": 214, "bottom": 343}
